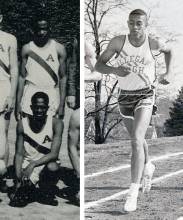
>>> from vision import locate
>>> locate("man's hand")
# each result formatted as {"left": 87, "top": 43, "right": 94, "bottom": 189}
{"left": 159, "top": 73, "right": 171, "bottom": 85}
{"left": 15, "top": 104, "right": 22, "bottom": 121}
{"left": 67, "top": 96, "right": 76, "bottom": 109}
{"left": 22, "top": 162, "right": 35, "bottom": 180}
{"left": 115, "top": 65, "right": 131, "bottom": 77}
{"left": 3, "top": 96, "right": 15, "bottom": 113}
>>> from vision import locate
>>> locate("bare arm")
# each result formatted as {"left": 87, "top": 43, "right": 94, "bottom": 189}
{"left": 15, "top": 45, "right": 29, "bottom": 120}
{"left": 57, "top": 43, "right": 67, "bottom": 118}
{"left": 150, "top": 37, "right": 174, "bottom": 84}
{"left": 95, "top": 36, "right": 129, "bottom": 77}
{"left": 85, "top": 42, "right": 102, "bottom": 82}
{"left": 4, "top": 36, "right": 18, "bottom": 112}
{"left": 15, "top": 120, "right": 25, "bottom": 180}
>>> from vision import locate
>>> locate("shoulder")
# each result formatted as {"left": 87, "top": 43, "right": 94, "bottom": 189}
{"left": 148, "top": 34, "right": 166, "bottom": 51}
{"left": 1, "top": 31, "right": 17, "bottom": 49}
{"left": 54, "top": 40, "right": 66, "bottom": 56}
{"left": 108, "top": 35, "right": 126, "bottom": 52}
{"left": 22, "top": 43, "right": 31, "bottom": 56}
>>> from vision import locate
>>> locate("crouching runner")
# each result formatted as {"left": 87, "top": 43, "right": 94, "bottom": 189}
{"left": 11, "top": 92, "right": 63, "bottom": 207}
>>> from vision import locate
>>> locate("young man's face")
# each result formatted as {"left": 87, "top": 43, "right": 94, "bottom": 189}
{"left": 31, "top": 97, "right": 49, "bottom": 119}
{"left": 34, "top": 20, "right": 50, "bottom": 47}
{"left": 128, "top": 14, "right": 147, "bottom": 38}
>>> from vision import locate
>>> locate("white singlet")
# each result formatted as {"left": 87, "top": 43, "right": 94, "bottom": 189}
{"left": 0, "top": 30, "right": 17, "bottom": 81}
{"left": 25, "top": 39, "right": 60, "bottom": 87}
{"left": 115, "top": 35, "right": 156, "bottom": 91}
{"left": 22, "top": 115, "right": 53, "bottom": 161}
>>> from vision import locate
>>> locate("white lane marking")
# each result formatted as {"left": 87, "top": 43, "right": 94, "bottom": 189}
{"left": 85, "top": 169, "right": 183, "bottom": 209}
{"left": 177, "top": 217, "right": 183, "bottom": 220}
{"left": 85, "top": 152, "right": 183, "bottom": 178}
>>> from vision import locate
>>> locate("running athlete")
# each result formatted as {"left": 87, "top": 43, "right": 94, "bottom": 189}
{"left": 0, "top": 9, "right": 18, "bottom": 191}
{"left": 85, "top": 41, "right": 102, "bottom": 82}
{"left": 12, "top": 92, "right": 63, "bottom": 207}
{"left": 95, "top": 9, "right": 173, "bottom": 212}
{"left": 16, "top": 18, "right": 67, "bottom": 119}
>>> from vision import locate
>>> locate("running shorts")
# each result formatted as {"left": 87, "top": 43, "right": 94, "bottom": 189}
{"left": 118, "top": 87, "right": 155, "bottom": 119}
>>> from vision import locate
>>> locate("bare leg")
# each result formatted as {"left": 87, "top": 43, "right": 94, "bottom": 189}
{"left": 131, "top": 107, "right": 152, "bottom": 183}
{"left": 4, "top": 119, "right": 10, "bottom": 167}
{"left": 68, "top": 108, "right": 80, "bottom": 178}
{"left": 123, "top": 118, "right": 149, "bottom": 169}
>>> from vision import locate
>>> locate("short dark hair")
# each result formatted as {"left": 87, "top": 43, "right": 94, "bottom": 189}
{"left": 31, "top": 92, "right": 49, "bottom": 105}
{"left": 32, "top": 16, "right": 49, "bottom": 31}
{"left": 129, "top": 9, "right": 147, "bottom": 17}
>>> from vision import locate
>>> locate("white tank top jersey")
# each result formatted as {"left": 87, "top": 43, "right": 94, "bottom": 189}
{"left": 0, "top": 30, "right": 16, "bottom": 81}
{"left": 22, "top": 115, "right": 53, "bottom": 161}
{"left": 26, "top": 39, "right": 60, "bottom": 87}
{"left": 115, "top": 35, "right": 156, "bottom": 91}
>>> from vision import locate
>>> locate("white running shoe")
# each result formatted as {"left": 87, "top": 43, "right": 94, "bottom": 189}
{"left": 142, "top": 162, "right": 155, "bottom": 193}
{"left": 124, "top": 184, "right": 139, "bottom": 212}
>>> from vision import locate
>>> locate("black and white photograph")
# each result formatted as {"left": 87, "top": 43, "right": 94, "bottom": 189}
{"left": 84, "top": 0, "right": 183, "bottom": 219}
{"left": 0, "top": 0, "right": 80, "bottom": 219}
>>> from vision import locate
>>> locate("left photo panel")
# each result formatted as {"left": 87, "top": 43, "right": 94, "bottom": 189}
{"left": 0, "top": 0, "right": 80, "bottom": 219}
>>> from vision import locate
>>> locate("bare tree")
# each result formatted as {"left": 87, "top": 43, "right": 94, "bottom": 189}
{"left": 85, "top": 0, "right": 128, "bottom": 144}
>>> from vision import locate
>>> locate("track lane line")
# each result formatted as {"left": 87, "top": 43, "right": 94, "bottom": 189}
{"left": 85, "top": 168, "right": 183, "bottom": 209}
{"left": 85, "top": 152, "right": 183, "bottom": 178}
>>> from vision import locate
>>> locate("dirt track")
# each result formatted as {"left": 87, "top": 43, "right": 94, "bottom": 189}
{"left": 85, "top": 136, "right": 183, "bottom": 220}
{"left": 0, "top": 107, "right": 80, "bottom": 220}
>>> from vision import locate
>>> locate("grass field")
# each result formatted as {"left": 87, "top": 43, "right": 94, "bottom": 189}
{"left": 0, "top": 107, "right": 80, "bottom": 220}
{"left": 85, "top": 136, "right": 183, "bottom": 220}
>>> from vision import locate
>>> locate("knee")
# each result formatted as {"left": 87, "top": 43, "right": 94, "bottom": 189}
{"left": 131, "top": 137, "right": 144, "bottom": 151}
{"left": 0, "top": 160, "right": 7, "bottom": 175}
{"left": 47, "top": 162, "right": 60, "bottom": 172}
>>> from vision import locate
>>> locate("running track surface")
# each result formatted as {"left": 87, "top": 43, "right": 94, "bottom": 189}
{"left": 85, "top": 136, "right": 183, "bottom": 220}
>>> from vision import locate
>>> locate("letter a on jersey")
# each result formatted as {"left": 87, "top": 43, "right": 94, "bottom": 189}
{"left": 46, "top": 54, "right": 54, "bottom": 62}
{"left": 43, "top": 135, "right": 52, "bottom": 144}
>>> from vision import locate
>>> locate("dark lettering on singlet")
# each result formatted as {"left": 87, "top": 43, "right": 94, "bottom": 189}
{"left": 23, "top": 133, "right": 51, "bottom": 155}
{"left": 28, "top": 50, "right": 58, "bottom": 86}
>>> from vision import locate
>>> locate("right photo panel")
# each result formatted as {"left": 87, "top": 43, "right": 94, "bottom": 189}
{"left": 84, "top": 0, "right": 183, "bottom": 219}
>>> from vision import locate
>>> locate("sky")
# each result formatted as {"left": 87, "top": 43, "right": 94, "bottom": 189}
{"left": 85, "top": 0, "right": 183, "bottom": 100}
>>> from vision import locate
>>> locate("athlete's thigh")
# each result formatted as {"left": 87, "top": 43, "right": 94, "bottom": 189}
{"left": 69, "top": 108, "right": 80, "bottom": 130}
{"left": 133, "top": 106, "right": 153, "bottom": 139}
{"left": 122, "top": 117, "right": 133, "bottom": 137}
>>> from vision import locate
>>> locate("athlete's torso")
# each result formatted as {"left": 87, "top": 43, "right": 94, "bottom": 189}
{"left": 115, "top": 35, "right": 156, "bottom": 91}
{"left": 0, "top": 30, "right": 16, "bottom": 81}
{"left": 25, "top": 39, "right": 60, "bottom": 87}
{"left": 22, "top": 115, "right": 53, "bottom": 160}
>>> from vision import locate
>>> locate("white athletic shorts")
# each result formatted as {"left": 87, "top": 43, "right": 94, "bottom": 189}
{"left": 0, "top": 80, "right": 11, "bottom": 112}
{"left": 21, "top": 83, "right": 60, "bottom": 116}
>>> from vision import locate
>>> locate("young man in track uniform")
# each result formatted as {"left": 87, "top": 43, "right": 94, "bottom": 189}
{"left": 0, "top": 9, "right": 18, "bottom": 190}
{"left": 16, "top": 18, "right": 67, "bottom": 120}
{"left": 95, "top": 9, "right": 173, "bottom": 212}
{"left": 12, "top": 92, "right": 64, "bottom": 207}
